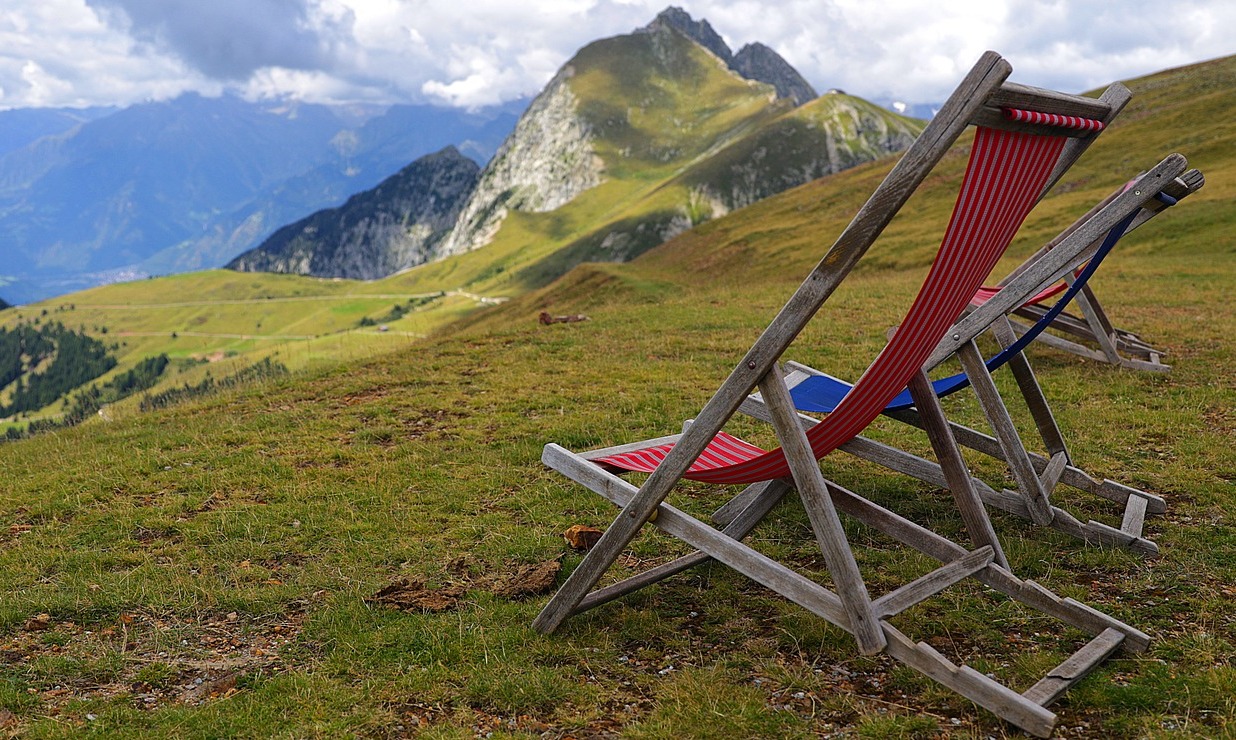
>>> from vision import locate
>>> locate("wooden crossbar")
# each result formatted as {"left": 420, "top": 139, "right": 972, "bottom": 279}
{"left": 1023, "top": 628, "right": 1126, "bottom": 707}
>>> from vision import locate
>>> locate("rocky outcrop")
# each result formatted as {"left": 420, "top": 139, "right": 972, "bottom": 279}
{"left": 732, "top": 43, "right": 818, "bottom": 106}
{"left": 684, "top": 95, "right": 923, "bottom": 213}
{"left": 226, "top": 147, "right": 479, "bottom": 279}
{"left": 436, "top": 69, "right": 604, "bottom": 257}
{"left": 643, "top": 6, "right": 734, "bottom": 65}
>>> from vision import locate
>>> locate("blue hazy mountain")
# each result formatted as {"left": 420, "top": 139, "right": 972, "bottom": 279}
{"left": 0, "top": 106, "right": 117, "bottom": 156}
{"left": 0, "top": 94, "right": 522, "bottom": 303}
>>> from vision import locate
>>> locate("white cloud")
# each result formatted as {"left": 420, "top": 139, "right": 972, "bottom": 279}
{"left": 0, "top": 0, "right": 1233, "bottom": 110}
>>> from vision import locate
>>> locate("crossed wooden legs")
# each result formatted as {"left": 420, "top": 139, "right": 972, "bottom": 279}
{"left": 746, "top": 319, "right": 1164, "bottom": 556}
{"left": 535, "top": 366, "right": 1147, "bottom": 736}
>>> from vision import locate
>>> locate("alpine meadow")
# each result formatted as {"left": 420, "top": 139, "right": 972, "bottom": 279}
{"left": 0, "top": 23, "right": 1234, "bottom": 740}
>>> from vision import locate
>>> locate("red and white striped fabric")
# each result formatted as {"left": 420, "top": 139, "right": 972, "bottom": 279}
{"left": 596, "top": 124, "right": 1071, "bottom": 484}
{"left": 1003, "top": 108, "right": 1105, "bottom": 131}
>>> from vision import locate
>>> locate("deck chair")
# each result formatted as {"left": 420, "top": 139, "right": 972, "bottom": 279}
{"left": 745, "top": 165, "right": 1203, "bottom": 556}
{"left": 981, "top": 178, "right": 1181, "bottom": 371}
{"left": 534, "top": 53, "right": 1154, "bottom": 737}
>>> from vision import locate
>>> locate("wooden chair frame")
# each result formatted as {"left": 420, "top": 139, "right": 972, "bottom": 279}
{"left": 533, "top": 52, "right": 1156, "bottom": 737}
{"left": 740, "top": 165, "right": 1202, "bottom": 557}
{"left": 994, "top": 180, "right": 1187, "bottom": 372}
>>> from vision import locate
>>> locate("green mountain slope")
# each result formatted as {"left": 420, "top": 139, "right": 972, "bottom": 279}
{"left": 411, "top": 19, "right": 923, "bottom": 298}
{"left": 0, "top": 54, "right": 1233, "bottom": 736}
{"left": 198, "top": 11, "right": 918, "bottom": 328}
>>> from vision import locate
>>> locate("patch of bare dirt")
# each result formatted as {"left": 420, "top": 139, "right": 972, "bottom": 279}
{"left": 366, "top": 558, "right": 563, "bottom": 613}
{"left": 0, "top": 607, "right": 312, "bottom": 727}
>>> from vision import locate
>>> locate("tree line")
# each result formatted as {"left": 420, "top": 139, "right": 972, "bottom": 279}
{"left": 0, "top": 322, "right": 116, "bottom": 418}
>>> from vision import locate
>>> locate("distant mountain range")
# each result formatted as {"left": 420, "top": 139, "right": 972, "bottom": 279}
{"left": 228, "top": 7, "right": 922, "bottom": 283}
{"left": 0, "top": 96, "right": 523, "bottom": 304}
{"left": 2, "top": 5, "right": 935, "bottom": 303}
{"left": 0, "top": 106, "right": 117, "bottom": 155}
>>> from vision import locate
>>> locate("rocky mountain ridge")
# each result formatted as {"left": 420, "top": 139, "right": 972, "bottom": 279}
{"left": 436, "top": 68, "right": 605, "bottom": 259}
{"left": 645, "top": 7, "right": 818, "bottom": 105}
{"left": 226, "top": 147, "right": 480, "bottom": 279}
{"left": 229, "top": 7, "right": 920, "bottom": 286}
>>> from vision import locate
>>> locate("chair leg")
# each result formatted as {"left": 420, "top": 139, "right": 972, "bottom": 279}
{"left": 906, "top": 369, "right": 1009, "bottom": 569}
{"left": 991, "top": 316, "right": 1070, "bottom": 459}
{"left": 759, "top": 366, "right": 886, "bottom": 655}
{"left": 532, "top": 448, "right": 685, "bottom": 633}
{"left": 956, "top": 340, "right": 1056, "bottom": 525}
{"left": 1069, "top": 279, "right": 1124, "bottom": 365}
{"left": 576, "top": 479, "right": 792, "bottom": 615}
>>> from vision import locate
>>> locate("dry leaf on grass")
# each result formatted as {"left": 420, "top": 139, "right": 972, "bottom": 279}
{"left": 22, "top": 613, "right": 51, "bottom": 632}
{"left": 563, "top": 524, "right": 603, "bottom": 550}
{"left": 182, "top": 670, "right": 244, "bottom": 703}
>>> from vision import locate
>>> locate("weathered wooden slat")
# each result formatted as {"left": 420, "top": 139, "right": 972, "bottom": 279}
{"left": 1121, "top": 495, "right": 1150, "bottom": 537}
{"left": 991, "top": 316, "right": 1070, "bottom": 458}
{"left": 882, "top": 626, "right": 1058, "bottom": 738}
{"left": 989, "top": 81, "right": 1116, "bottom": 118}
{"left": 1084, "top": 520, "right": 1137, "bottom": 546}
{"left": 579, "top": 432, "right": 683, "bottom": 460}
{"left": 541, "top": 444, "right": 851, "bottom": 629}
{"left": 956, "top": 341, "right": 1055, "bottom": 525}
{"left": 1023, "top": 628, "right": 1126, "bottom": 708}
{"left": 1039, "top": 451, "right": 1069, "bottom": 493}
{"left": 907, "top": 369, "right": 1008, "bottom": 566}
{"left": 578, "top": 480, "right": 792, "bottom": 614}
{"left": 873, "top": 547, "right": 994, "bottom": 618}
{"left": 818, "top": 478, "right": 1151, "bottom": 651}
{"left": 710, "top": 477, "right": 788, "bottom": 527}
{"left": 760, "top": 366, "right": 885, "bottom": 654}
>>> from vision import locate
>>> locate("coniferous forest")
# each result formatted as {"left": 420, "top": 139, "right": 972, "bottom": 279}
{"left": 0, "top": 322, "right": 116, "bottom": 418}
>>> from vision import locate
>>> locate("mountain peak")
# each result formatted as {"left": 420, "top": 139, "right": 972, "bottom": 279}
{"left": 733, "top": 42, "right": 818, "bottom": 106}
{"left": 643, "top": 6, "right": 733, "bottom": 64}
{"left": 641, "top": 7, "right": 816, "bottom": 105}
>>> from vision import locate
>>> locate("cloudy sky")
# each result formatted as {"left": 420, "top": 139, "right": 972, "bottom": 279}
{"left": 1, "top": 0, "right": 1233, "bottom": 111}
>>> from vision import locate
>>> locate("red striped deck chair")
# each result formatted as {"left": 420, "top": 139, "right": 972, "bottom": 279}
{"left": 535, "top": 53, "right": 1150, "bottom": 737}
{"left": 738, "top": 164, "right": 1202, "bottom": 557}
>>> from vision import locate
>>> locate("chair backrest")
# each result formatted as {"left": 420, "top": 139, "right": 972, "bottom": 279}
{"left": 678, "top": 113, "right": 1110, "bottom": 484}
{"left": 595, "top": 53, "right": 1132, "bottom": 491}
{"left": 786, "top": 166, "right": 1194, "bottom": 414}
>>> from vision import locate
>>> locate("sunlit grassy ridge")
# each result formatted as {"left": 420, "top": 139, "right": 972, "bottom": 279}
{"left": 0, "top": 55, "right": 1232, "bottom": 737}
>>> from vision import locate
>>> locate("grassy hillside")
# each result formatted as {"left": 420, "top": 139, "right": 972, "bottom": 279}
{"left": 0, "top": 271, "right": 487, "bottom": 429}
{"left": 0, "top": 55, "right": 1232, "bottom": 737}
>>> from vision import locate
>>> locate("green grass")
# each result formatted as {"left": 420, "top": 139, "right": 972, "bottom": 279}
{"left": 0, "top": 54, "right": 1233, "bottom": 737}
